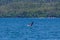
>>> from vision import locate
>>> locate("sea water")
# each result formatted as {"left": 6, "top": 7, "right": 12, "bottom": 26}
{"left": 0, "top": 18, "right": 60, "bottom": 40}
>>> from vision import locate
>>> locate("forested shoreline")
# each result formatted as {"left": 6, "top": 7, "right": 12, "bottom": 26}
{"left": 0, "top": 0, "right": 60, "bottom": 17}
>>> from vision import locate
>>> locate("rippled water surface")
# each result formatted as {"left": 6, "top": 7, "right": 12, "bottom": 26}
{"left": 0, "top": 18, "right": 60, "bottom": 40}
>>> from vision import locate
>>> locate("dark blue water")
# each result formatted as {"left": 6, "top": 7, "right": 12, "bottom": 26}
{"left": 0, "top": 18, "right": 60, "bottom": 40}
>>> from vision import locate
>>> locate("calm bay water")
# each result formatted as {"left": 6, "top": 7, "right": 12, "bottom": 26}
{"left": 0, "top": 18, "right": 60, "bottom": 40}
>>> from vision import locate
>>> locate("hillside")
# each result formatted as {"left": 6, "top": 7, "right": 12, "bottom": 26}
{"left": 0, "top": 0, "right": 60, "bottom": 17}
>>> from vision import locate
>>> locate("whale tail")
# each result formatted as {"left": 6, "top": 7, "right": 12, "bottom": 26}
{"left": 27, "top": 22, "right": 34, "bottom": 26}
